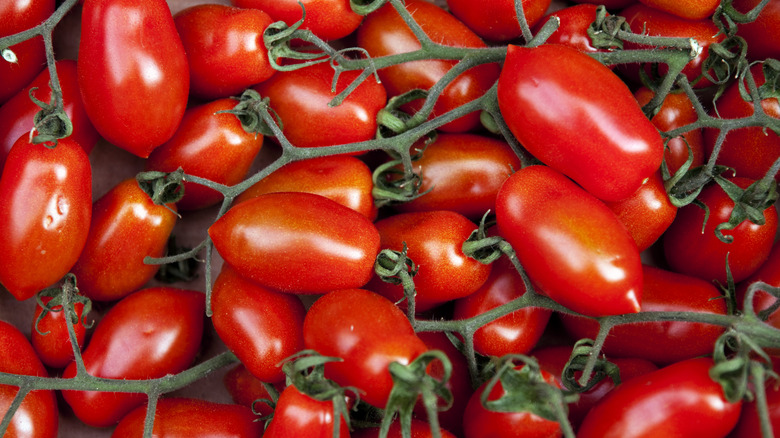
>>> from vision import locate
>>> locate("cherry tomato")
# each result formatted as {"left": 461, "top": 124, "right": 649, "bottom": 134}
{"left": 0, "top": 135, "right": 91, "bottom": 301}
{"left": 734, "top": 0, "right": 780, "bottom": 61}
{"left": 353, "top": 419, "right": 457, "bottom": 438}
{"left": 222, "top": 364, "right": 280, "bottom": 416}
{"left": 445, "top": 0, "right": 552, "bottom": 42}
{"left": 61, "top": 287, "right": 205, "bottom": 428}
{"left": 498, "top": 44, "right": 664, "bottom": 202}
{"left": 534, "top": 4, "right": 609, "bottom": 55}
{"left": 263, "top": 384, "right": 351, "bottom": 438}
{"left": 495, "top": 165, "right": 643, "bottom": 317}
{"left": 78, "top": 0, "right": 189, "bottom": 157}
{"left": 638, "top": 0, "right": 719, "bottom": 20}
{"left": 31, "top": 296, "right": 87, "bottom": 369}
{"left": 230, "top": 0, "right": 363, "bottom": 41}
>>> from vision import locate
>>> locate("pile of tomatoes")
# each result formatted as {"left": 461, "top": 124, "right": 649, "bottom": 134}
{"left": 1, "top": 0, "right": 779, "bottom": 436}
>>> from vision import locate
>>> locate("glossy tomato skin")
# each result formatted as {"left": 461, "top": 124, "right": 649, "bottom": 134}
{"left": 230, "top": 0, "right": 362, "bottom": 41}
{"left": 61, "top": 287, "right": 205, "bottom": 428}
{"left": 353, "top": 419, "right": 457, "bottom": 438}
{"left": 254, "top": 62, "right": 386, "bottom": 149}
{"left": 70, "top": 178, "right": 178, "bottom": 302}
{"left": 174, "top": 4, "right": 275, "bottom": 99}
{"left": 31, "top": 296, "right": 87, "bottom": 369}
{"left": 570, "top": 0, "right": 636, "bottom": 8}
{"left": 730, "top": 380, "right": 780, "bottom": 438}
{"left": 446, "top": 0, "right": 551, "bottom": 42}
{"left": 112, "top": 398, "right": 263, "bottom": 438}
{"left": 222, "top": 364, "right": 280, "bottom": 416}
{"left": 0, "top": 59, "right": 98, "bottom": 172}
{"left": 736, "top": 242, "right": 780, "bottom": 336}
{"left": 264, "top": 385, "right": 351, "bottom": 438}
{"left": 303, "top": 289, "right": 429, "bottom": 408}
{"left": 145, "top": 98, "right": 264, "bottom": 211}
{"left": 662, "top": 177, "right": 778, "bottom": 284}
{"left": 560, "top": 265, "right": 728, "bottom": 365}
{"left": 495, "top": 165, "right": 643, "bottom": 317}
{"left": 367, "top": 210, "right": 492, "bottom": 312}
{"left": 0, "top": 136, "right": 91, "bottom": 301}
{"left": 357, "top": 0, "right": 500, "bottom": 133}
{"left": 734, "top": 0, "right": 780, "bottom": 61}
{"left": 639, "top": 0, "right": 719, "bottom": 20}
{"left": 534, "top": 4, "right": 608, "bottom": 55}
{"left": 577, "top": 357, "right": 742, "bottom": 437}
{"left": 498, "top": 45, "right": 664, "bottom": 202}
{"left": 0, "top": 320, "right": 58, "bottom": 438}
{"left": 78, "top": 0, "right": 189, "bottom": 157}
{"left": 209, "top": 192, "right": 380, "bottom": 294}
{"left": 211, "top": 264, "right": 306, "bottom": 383}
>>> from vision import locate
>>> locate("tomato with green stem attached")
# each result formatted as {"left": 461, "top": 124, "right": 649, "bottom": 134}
{"left": 31, "top": 296, "right": 87, "bottom": 369}
{"left": 263, "top": 384, "right": 351, "bottom": 438}
{"left": 445, "top": 0, "right": 552, "bottom": 42}
{"left": 230, "top": 0, "right": 363, "bottom": 41}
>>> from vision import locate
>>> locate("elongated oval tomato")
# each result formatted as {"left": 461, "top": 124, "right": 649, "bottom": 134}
{"left": 0, "top": 135, "right": 91, "bottom": 301}
{"left": 263, "top": 385, "right": 351, "bottom": 438}
{"left": 497, "top": 44, "right": 664, "bottom": 202}
{"left": 534, "top": 4, "right": 609, "bottom": 55}
{"left": 446, "top": 0, "right": 552, "bottom": 42}
{"left": 495, "top": 165, "right": 643, "bottom": 317}
{"left": 353, "top": 419, "right": 457, "bottom": 438}
{"left": 0, "top": 0, "right": 53, "bottom": 105}
{"left": 734, "top": 0, "right": 780, "bottom": 61}
{"left": 222, "top": 364, "right": 281, "bottom": 414}
{"left": 639, "top": 0, "right": 719, "bottom": 20}
{"left": 31, "top": 296, "right": 87, "bottom": 369}
{"left": 231, "top": 0, "right": 363, "bottom": 41}
{"left": 78, "top": 0, "right": 189, "bottom": 157}
{"left": 209, "top": 192, "right": 380, "bottom": 294}
{"left": 737, "top": 242, "right": 780, "bottom": 335}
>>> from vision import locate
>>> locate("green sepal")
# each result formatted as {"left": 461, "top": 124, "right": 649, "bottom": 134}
{"left": 664, "top": 164, "right": 731, "bottom": 208}
{"left": 376, "top": 89, "right": 431, "bottom": 139}
{"left": 461, "top": 211, "right": 503, "bottom": 265}
{"left": 33, "top": 273, "right": 94, "bottom": 337}
{"left": 371, "top": 149, "right": 432, "bottom": 208}
{"left": 374, "top": 245, "right": 418, "bottom": 287}
{"left": 136, "top": 168, "right": 186, "bottom": 207}
{"left": 586, "top": 6, "right": 627, "bottom": 50}
{"left": 350, "top": 0, "right": 389, "bottom": 16}
{"left": 711, "top": 175, "right": 779, "bottom": 243}
{"left": 28, "top": 86, "right": 74, "bottom": 146}
{"left": 561, "top": 339, "right": 622, "bottom": 394}
{"left": 218, "top": 89, "right": 283, "bottom": 137}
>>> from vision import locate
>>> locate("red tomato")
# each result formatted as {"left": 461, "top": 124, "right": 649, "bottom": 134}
{"left": 0, "top": 0, "right": 53, "bottom": 105}
{"left": 31, "top": 296, "right": 87, "bottom": 369}
{"left": 61, "top": 287, "right": 205, "bottom": 428}
{"left": 353, "top": 419, "right": 457, "bottom": 438}
{"left": 254, "top": 62, "right": 386, "bottom": 149}
{"left": 534, "top": 4, "right": 609, "bottom": 55}
{"left": 209, "top": 192, "right": 380, "bottom": 294}
{"left": 577, "top": 357, "right": 742, "bottom": 437}
{"left": 211, "top": 264, "right": 306, "bottom": 383}
{"left": 446, "top": 0, "right": 552, "bottom": 42}
{"left": 230, "top": 0, "right": 363, "bottom": 41}
{"left": 78, "top": 0, "right": 189, "bottom": 157}
{"left": 498, "top": 44, "right": 664, "bottom": 202}
{"left": 495, "top": 165, "right": 643, "bottom": 317}
{"left": 112, "top": 398, "right": 263, "bottom": 438}
{"left": 734, "top": 0, "right": 780, "bottom": 61}
{"left": 367, "top": 210, "right": 492, "bottom": 312}
{"left": 263, "top": 384, "right": 351, "bottom": 438}
{"left": 174, "top": 4, "right": 275, "bottom": 99}
{"left": 736, "top": 241, "right": 780, "bottom": 334}
{"left": 0, "top": 320, "right": 58, "bottom": 438}
{"left": 730, "top": 378, "right": 780, "bottom": 438}
{"left": 222, "top": 364, "right": 281, "bottom": 415}
{"left": 0, "top": 135, "right": 91, "bottom": 301}
{"left": 145, "top": 98, "right": 264, "bottom": 211}
{"left": 303, "top": 289, "right": 429, "bottom": 408}
{"left": 356, "top": 0, "right": 501, "bottom": 133}
{"left": 70, "top": 178, "right": 178, "bottom": 302}
{"left": 570, "top": 0, "right": 636, "bottom": 8}
{"left": 639, "top": 0, "right": 719, "bottom": 20}
{"left": 662, "top": 177, "right": 778, "bottom": 284}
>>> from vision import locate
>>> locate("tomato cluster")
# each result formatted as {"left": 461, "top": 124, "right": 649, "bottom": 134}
{"left": 1, "top": 0, "right": 780, "bottom": 437}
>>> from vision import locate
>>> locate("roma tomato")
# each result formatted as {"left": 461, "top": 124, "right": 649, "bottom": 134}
{"left": 498, "top": 45, "right": 664, "bottom": 202}
{"left": 577, "top": 357, "right": 742, "bottom": 437}
{"left": 230, "top": 0, "right": 362, "bottom": 41}
{"left": 730, "top": 378, "right": 780, "bottom": 438}
{"left": 209, "top": 192, "right": 380, "bottom": 294}
{"left": 211, "top": 264, "right": 306, "bottom": 383}
{"left": 263, "top": 385, "right": 351, "bottom": 438}
{"left": 353, "top": 419, "right": 457, "bottom": 438}
{"left": 70, "top": 178, "right": 178, "bottom": 302}
{"left": 639, "top": 0, "right": 719, "bottom": 20}
{"left": 445, "top": 0, "right": 552, "bottom": 42}
{"left": 534, "top": 4, "right": 609, "bottom": 55}
{"left": 495, "top": 165, "right": 643, "bottom": 317}
{"left": 0, "top": 135, "right": 91, "bottom": 301}
{"left": 61, "top": 287, "right": 205, "bottom": 428}
{"left": 0, "top": 0, "right": 53, "bottom": 105}
{"left": 174, "top": 4, "right": 276, "bottom": 99}
{"left": 223, "top": 364, "right": 281, "bottom": 415}
{"left": 734, "top": 0, "right": 780, "bottom": 61}
{"left": 357, "top": 0, "right": 500, "bottom": 133}
{"left": 736, "top": 242, "right": 780, "bottom": 334}
{"left": 145, "top": 98, "right": 264, "bottom": 211}
{"left": 78, "top": 0, "right": 189, "bottom": 157}
{"left": 31, "top": 296, "right": 87, "bottom": 369}
{"left": 570, "top": 0, "right": 636, "bottom": 8}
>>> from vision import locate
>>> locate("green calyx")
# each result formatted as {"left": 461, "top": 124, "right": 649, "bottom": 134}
{"left": 136, "top": 168, "right": 186, "bottom": 207}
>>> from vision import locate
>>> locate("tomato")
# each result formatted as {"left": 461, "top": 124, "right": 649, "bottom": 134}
{"left": 498, "top": 44, "right": 664, "bottom": 202}
{"left": 211, "top": 263, "right": 306, "bottom": 383}
{"left": 353, "top": 419, "right": 457, "bottom": 438}
{"left": 222, "top": 364, "right": 280, "bottom": 415}
{"left": 445, "top": 0, "right": 551, "bottom": 42}
{"left": 263, "top": 384, "right": 351, "bottom": 438}
{"left": 61, "top": 287, "right": 205, "bottom": 428}
{"left": 0, "top": 320, "right": 58, "bottom": 438}
{"left": 570, "top": 0, "right": 636, "bottom": 9}
{"left": 638, "top": 0, "right": 719, "bottom": 20}
{"left": 112, "top": 398, "right": 263, "bottom": 438}
{"left": 560, "top": 265, "right": 728, "bottom": 365}
{"left": 662, "top": 177, "right": 778, "bottom": 284}
{"left": 452, "top": 257, "right": 551, "bottom": 357}
{"left": 209, "top": 192, "right": 380, "bottom": 294}
{"left": 230, "top": 0, "right": 362, "bottom": 41}
{"left": 78, "top": 0, "right": 189, "bottom": 157}
{"left": 356, "top": 0, "right": 501, "bottom": 133}
{"left": 495, "top": 165, "right": 643, "bottom": 317}
{"left": 577, "top": 357, "right": 742, "bottom": 437}
{"left": 70, "top": 178, "right": 178, "bottom": 302}
{"left": 367, "top": 210, "right": 492, "bottom": 312}
{"left": 734, "top": 0, "right": 780, "bottom": 61}
{"left": 0, "top": 59, "right": 98, "bottom": 172}
{"left": 254, "top": 62, "right": 386, "bottom": 149}
{"left": 0, "top": 135, "right": 91, "bottom": 301}
{"left": 391, "top": 133, "right": 522, "bottom": 221}
{"left": 145, "top": 98, "right": 264, "bottom": 211}
{"left": 234, "top": 155, "right": 377, "bottom": 220}
{"left": 534, "top": 4, "right": 609, "bottom": 55}
{"left": 31, "top": 296, "right": 87, "bottom": 369}
{"left": 303, "top": 289, "right": 429, "bottom": 408}
{"left": 730, "top": 378, "right": 780, "bottom": 438}
{"left": 174, "top": 4, "right": 275, "bottom": 100}
{"left": 736, "top": 241, "right": 780, "bottom": 333}
{"left": 0, "top": 0, "right": 53, "bottom": 105}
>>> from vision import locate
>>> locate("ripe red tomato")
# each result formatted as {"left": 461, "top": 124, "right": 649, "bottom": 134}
{"left": 495, "top": 165, "right": 643, "bottom": 317}
{"left": 736, "top": 241, "right": 780, "bottom": 333}
{"left": 570, "top": 0, "right": 636, "bottom": 8}
{"left": 734, "top": 0, "right": 780, "bottom": 61}
{"left": 61, "top": 287, "right": 205, "bottom": 428}
{"left": 211, "top": 264, "right": 306, "bottom": 383}
{"left": 0, "top": 135, "right": 91, "bottom": 301}
{"left": 31, "top": 296, "right": 87, "bottom": 369}
{"left": 353, "top": 419, "right": 457, "bottom": 438}
{"left": 534, "top": 4, "right": 609, "bottom": 55}
{"left": 230, "top": 0, "right": 363, "bottom": 41}
{"left": 638, "top": 0, "right": 719, "bottom": 20}
{"left": 356, "top": 0, "right": 501, "bottom": 133}
{"left": 263, "top": 384, "right": 351, "bottom": 438}
{"left": 446, "top": 0, "right": 552, "bottom": 42}
{"left": 577, "top": 357, "right": 742, "bottom": 437}
{"left": 209, "top": 192, "right": 380, "bottom": 294}
{"left": 0, "top": 0, "right": 53, "bottom": 105}
{"left": 70, "top": 178, "right": 178, "bottom": 302}
{"left": 78, "top": 0, "right": 189, "bottom": 157}
{"left": 222, "top": 364, "right": 281, "bottom": 415}
{"left": 730, "top": 378, "right": 780, "bottom": 438}
{"left": 174, "top": 4, "right": 275, "bottom": 99}
{"left": 145, "top": 98, "right": 265, "bottom": 211}
{"left": 498, "top": 44, "right": 664, "bottom": 202}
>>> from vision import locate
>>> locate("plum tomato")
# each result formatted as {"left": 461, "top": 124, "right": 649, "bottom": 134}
{"left": 230, "top": 0, "right": 363, "bottom": 41}
{"left": 223, "top": 363, "right": 281, "bottom": 416}
{"left": 31, "top": 296, "right": 88, "bottom": 369}
{"left": 446, "top": 0, "right": 552, "bottom": 42}
{"left": 263, "top": 384, "right": 351, "bottom": 438}
{"left": 534, "top": 4, "right": 610, "bottom": 55}
{"left": 638, "top": 0, "right": 719, "bottom": 20}
{"left": 733, "top": 0, "right": 780, "bottom": 61}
